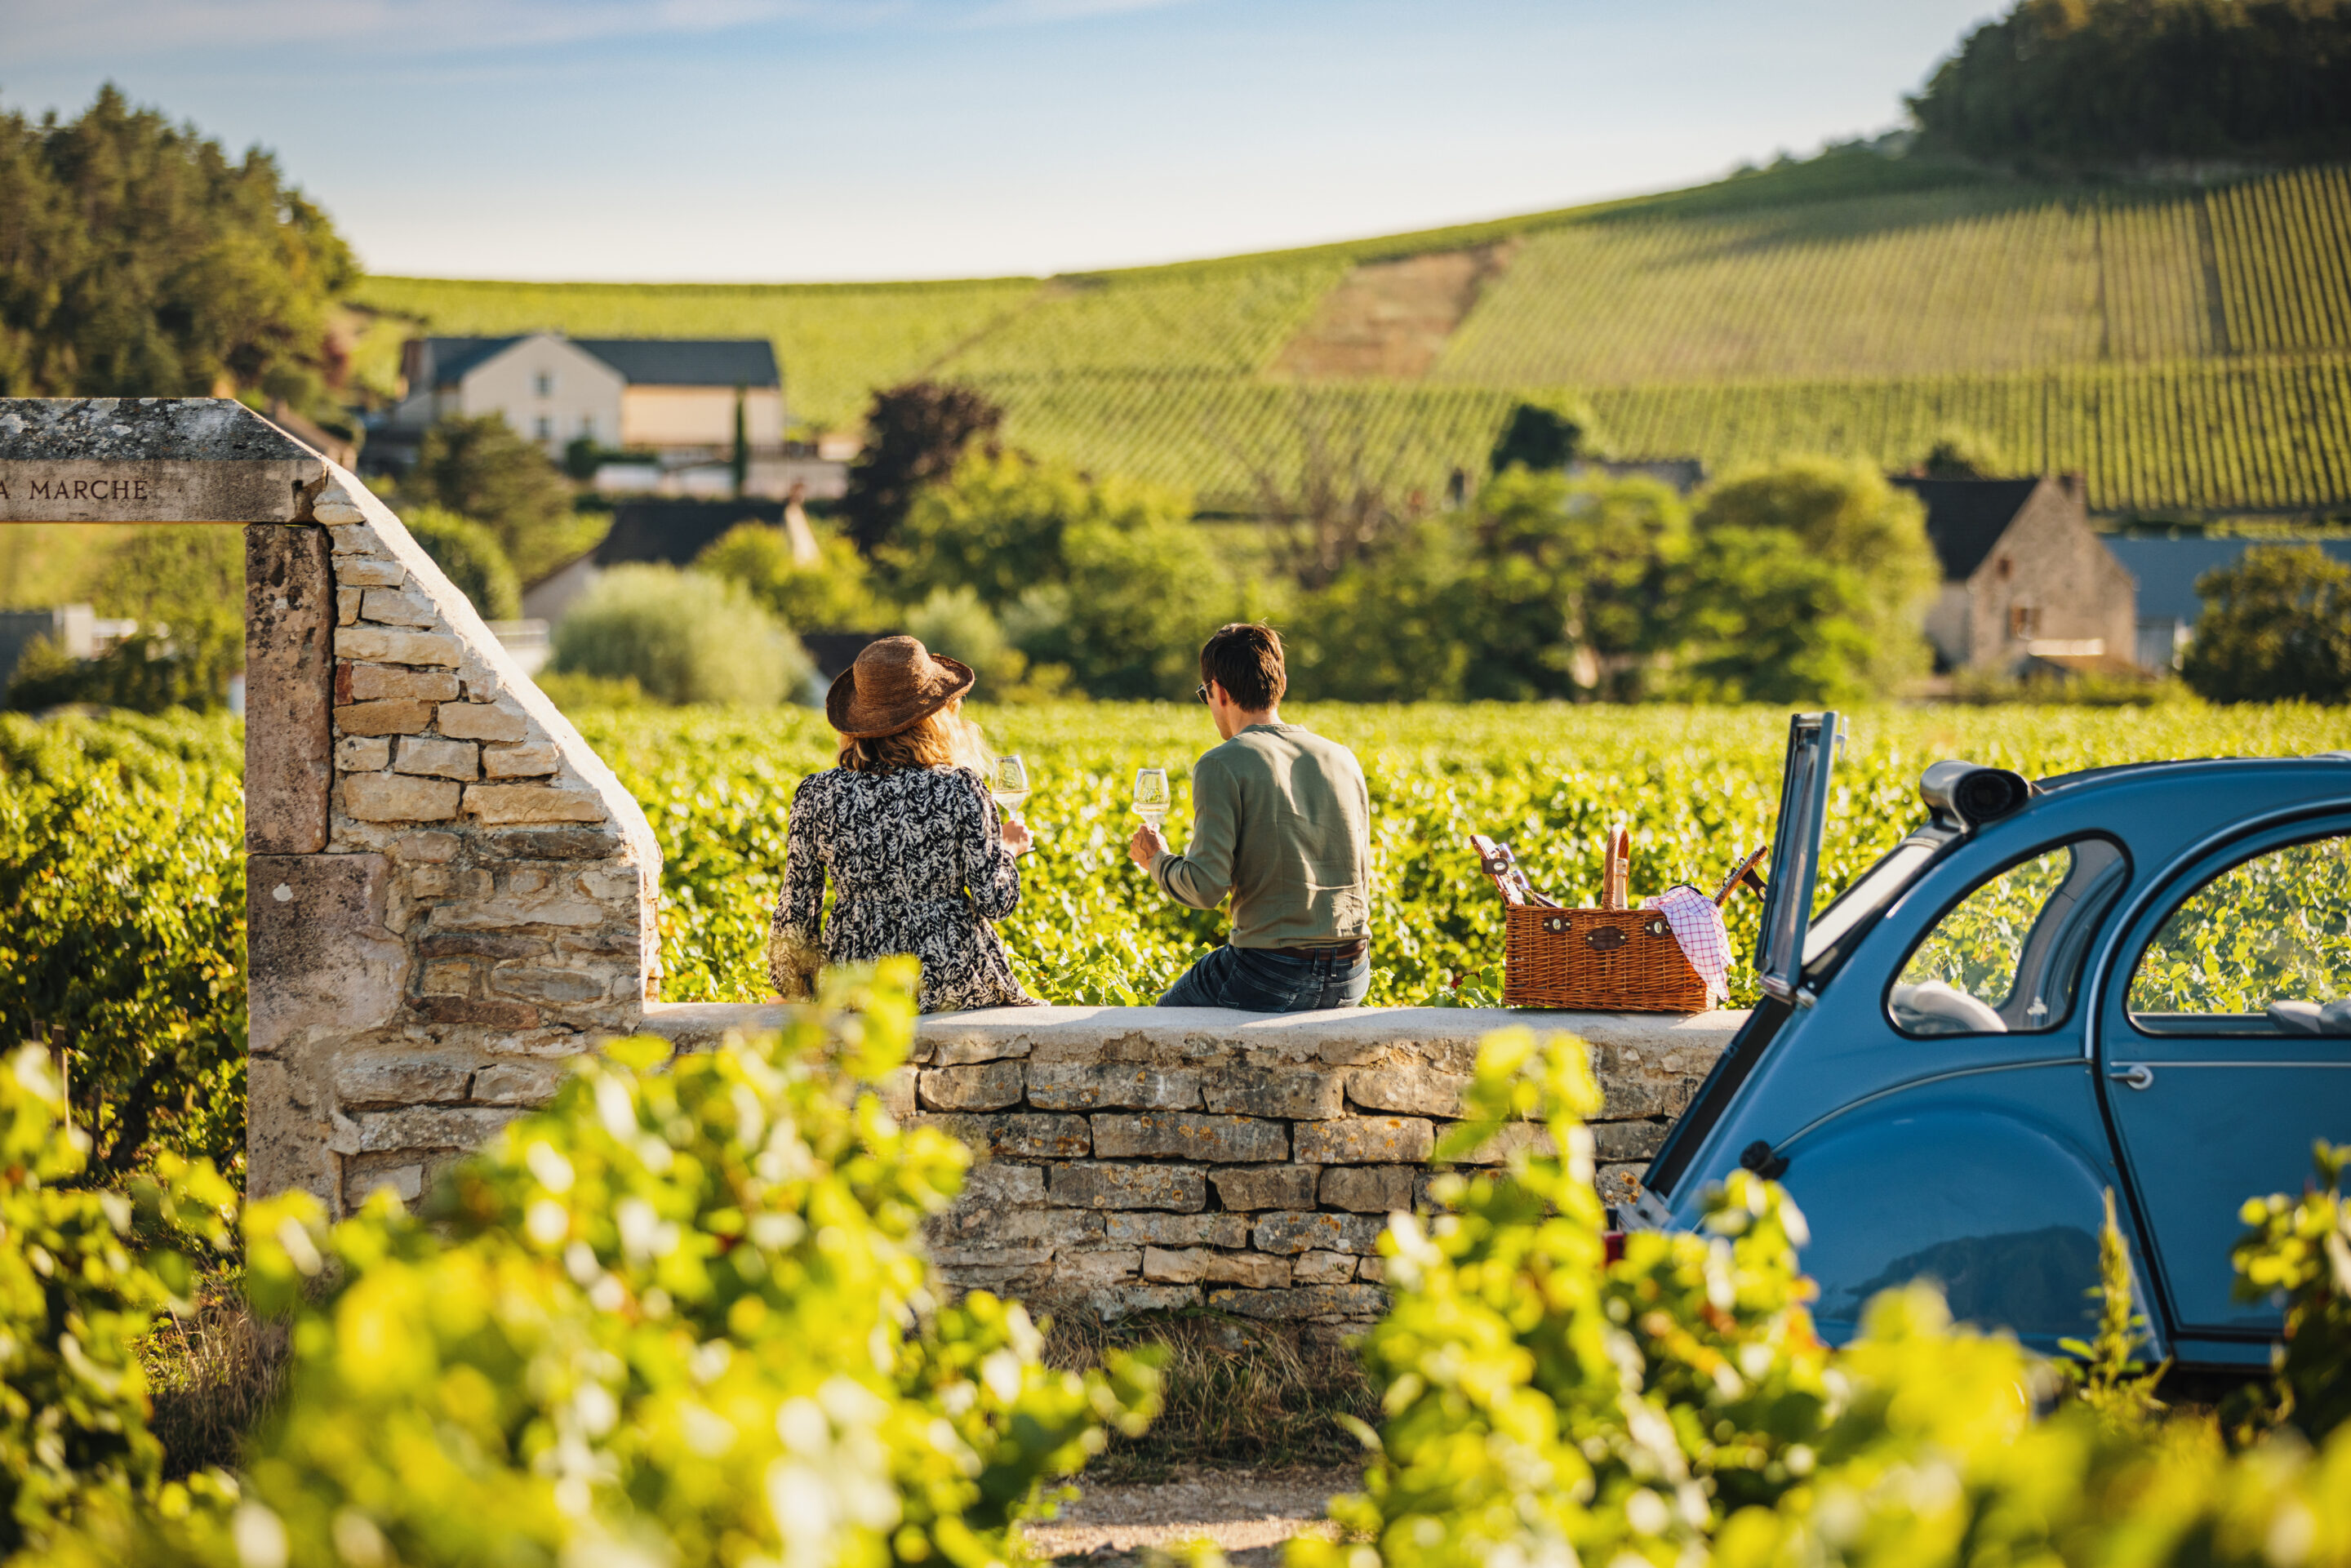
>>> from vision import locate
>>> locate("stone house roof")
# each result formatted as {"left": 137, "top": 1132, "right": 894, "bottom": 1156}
{"left": 1890, "top": 476, "right": 2047, "bottom": 580}
{"left": 411, "top": 335, "right": 780, "bottom": 391}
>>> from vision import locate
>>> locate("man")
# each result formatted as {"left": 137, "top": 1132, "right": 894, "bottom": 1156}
{"left": 1128, "top": 623, "right": 1372, "bottom": 1011}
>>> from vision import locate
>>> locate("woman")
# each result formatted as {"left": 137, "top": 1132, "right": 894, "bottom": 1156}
{"left": 768, "top": 636, "right": 1036, "bottom": 1012}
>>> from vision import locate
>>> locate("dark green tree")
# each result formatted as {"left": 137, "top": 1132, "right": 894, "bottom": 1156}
{"left": 406, "top": 413, "right": 587, "bottom": 583}
{"left": 1488, "top": 402, "right": 1586, "bottom": 476}
{"left": 1909, "top": 0, "right": 2351, "bottom": 166}
{"left": 402, "top": 505, "right": 522, "bottom": 620}
{"left": 0, "top": 85, "right": 355, "bottom": 406}
{"left": 2182, "top": 544, "right": 2351, "bottom": 704}
{"left": 841, "top": 381, "right": 1003, "bottom": 556}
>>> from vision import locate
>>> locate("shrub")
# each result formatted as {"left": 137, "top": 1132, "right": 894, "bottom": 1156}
{"left": 551, "top": 563, "right": 811, "bottom": 706}
{"left": 35, "top": 963, "right": 1160, "bottom": 1567}
{"left": 2182, "top": 544, "right": 2351, "bottom": 704}
{"left": 2228, "top": 1141, "right": 2351, "bottom": 1445}
{"left": 398, "top": 504, "right": 522, "bottom": 620}
{"left": 0, "top": 1045, "right": 238, "bottom": 1557}
{"left": 405, "top": 413, "right": 598, "bottom": 582}
{"left": 0, "top": 730, "right": 245, "bottom": 1175}
{"left": 842, "top": 380, "right": 1005, "bottom": 556}
{"left": 696, "top": 517, "right": 887, "bottom": 632}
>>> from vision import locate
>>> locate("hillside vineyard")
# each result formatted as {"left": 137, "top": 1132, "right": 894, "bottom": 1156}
{"left": 358, "top": 159, "right": 2351, "bottom": 515}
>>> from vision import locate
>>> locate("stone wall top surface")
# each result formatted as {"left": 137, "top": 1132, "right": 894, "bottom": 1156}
{"left": 0, "top": 397, "right": 325, "bottom": 522}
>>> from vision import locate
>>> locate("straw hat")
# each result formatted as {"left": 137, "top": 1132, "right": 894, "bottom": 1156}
{"left": 826, "top": 635, "right": 976, "bottom": 739}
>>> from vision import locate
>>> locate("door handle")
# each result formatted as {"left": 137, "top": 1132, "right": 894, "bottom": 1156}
{"left": 2107, "top": 1064, "right": 2154, "bottom": 1091}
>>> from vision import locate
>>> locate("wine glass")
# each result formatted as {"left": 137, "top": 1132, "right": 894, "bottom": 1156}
{"left": 1132, "top": 766, "right": 1169, "bottom": 828}
{"left": 990, "top": 754, "right": 1031, "bottom": 817}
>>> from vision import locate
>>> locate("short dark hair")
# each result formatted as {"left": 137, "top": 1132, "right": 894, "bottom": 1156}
{"left": 1200, "top": 623, "right": 1287, "bottom": 710}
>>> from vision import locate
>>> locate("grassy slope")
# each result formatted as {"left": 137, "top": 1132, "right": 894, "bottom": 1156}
{"left": 351, "top": 153, "right": 2351, "bottom": 514}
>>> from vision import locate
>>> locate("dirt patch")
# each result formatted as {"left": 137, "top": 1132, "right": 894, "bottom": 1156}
{"left": 1272, "top": 242, "right": 1518, "bottom": 380}
{"left": 1021, "top": 1464, "right": 1355, "bottom": 1565}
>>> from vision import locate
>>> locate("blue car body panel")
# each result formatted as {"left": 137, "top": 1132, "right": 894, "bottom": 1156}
{"left": 1638, "top": 753, "right": 2351, "bottom": 1368}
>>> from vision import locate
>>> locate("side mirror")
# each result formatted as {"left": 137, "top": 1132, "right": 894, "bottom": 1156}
{"left": 1919, "top": 761, "right": 2034, "bottom": 830}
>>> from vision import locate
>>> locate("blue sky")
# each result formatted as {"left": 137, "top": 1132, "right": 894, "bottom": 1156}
{"left": 3, "top": 0, "right": 2001, "bottom": 282}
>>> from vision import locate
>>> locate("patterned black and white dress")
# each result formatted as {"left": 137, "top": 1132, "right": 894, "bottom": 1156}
{"left": 767, "top": 764, "right": 1033, "bottom": 1013}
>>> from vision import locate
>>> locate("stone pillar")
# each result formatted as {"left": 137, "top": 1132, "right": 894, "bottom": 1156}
{"left": 248, "top": 463, "right": 664, "bottom": 1214}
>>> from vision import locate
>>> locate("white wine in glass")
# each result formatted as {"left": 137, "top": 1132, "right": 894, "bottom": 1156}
{"left": 1131, "top": 766, "right": 1170, "bottom": 828}
{"left": 990, "top": 754, "right": 1031, "bottom": 815}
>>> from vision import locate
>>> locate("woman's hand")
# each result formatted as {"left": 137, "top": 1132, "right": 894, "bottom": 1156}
{"left": 1002, "top": 815, "right": 1034, "bottom": 855}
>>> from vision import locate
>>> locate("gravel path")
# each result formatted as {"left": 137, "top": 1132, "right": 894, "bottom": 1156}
{"left": 1020, "top": 1466, "right": 1355, "bottom": 1565}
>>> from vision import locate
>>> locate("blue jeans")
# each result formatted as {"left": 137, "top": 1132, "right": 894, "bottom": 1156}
{"left": 1157, "top": 944, "right": 1370, "bottom": 1013}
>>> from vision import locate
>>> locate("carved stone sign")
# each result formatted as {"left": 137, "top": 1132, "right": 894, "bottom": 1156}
{"left": 0, "top": 398, "right": 323, "bottom": 522}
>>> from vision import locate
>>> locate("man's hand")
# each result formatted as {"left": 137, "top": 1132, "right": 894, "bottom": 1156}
{"left": 1128, "top": 822, "right": 1167, "bottom": 869}
{"left": 1002, "top": 816, "right": 1034, "bottom": 855}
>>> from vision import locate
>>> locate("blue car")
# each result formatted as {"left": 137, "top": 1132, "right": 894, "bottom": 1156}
{"left": 1627, "top": 713, "right": 2351, "bottom": 1370}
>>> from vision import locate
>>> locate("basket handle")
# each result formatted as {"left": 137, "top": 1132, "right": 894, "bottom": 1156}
{"left": 1601, "top": 824, "right": 1630, "bottom": 910}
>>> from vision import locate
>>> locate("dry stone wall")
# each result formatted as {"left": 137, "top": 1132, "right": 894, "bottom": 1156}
{"left": 642, "top": 1003, "right": 1740, "bottom": 1324}
{"left": 247, "top": 461, "right": 662, "bottom": 1216}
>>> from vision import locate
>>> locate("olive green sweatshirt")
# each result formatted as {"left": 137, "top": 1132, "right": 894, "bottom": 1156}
{"left": 1149, "top": 723, "right": 1371, "bottom": 948}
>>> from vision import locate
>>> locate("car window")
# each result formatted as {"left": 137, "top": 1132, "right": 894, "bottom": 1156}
{"left": 1892, "top": 838, "right": 2126, "bottom": 1037}
{"left": 2128, "top": 832, "right": 2351, "bottom": 1027}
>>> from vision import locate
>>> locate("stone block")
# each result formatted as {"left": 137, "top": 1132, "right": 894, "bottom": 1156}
{"left": 335, "top": 736, "right": 390, "bottom": 772}
{"left": 1141, "top": 1246, "right": 1206, "bottom": 1284}
{"left": 1593, "top": 1120, "right": 1667, "bottom": 1162}
{"left": 418, "top": 959, "right": 471, "bottom": 994}
{"left": 918, "top": 1061, "right": 1025, "bottom": 1112}
{"left": 1293, "top": 1116, "right": 1433, "bottom": 1166}
{"left": 1209, "top": 1165, "right": 1320, "bottom": 1210}
{"left": 333, "top": 1105, "right": 522, "bottom": 1155}
{"left": 921, "top": 1035, "right": 1034, "bottom": 1068}
{"left": 335, "top": 700, "right": 435, "bottom": 737}
{"left": 931, "top": 1244, "right": 1054, "bottom": 1273}
{"left": 488, "top": 966, "right": 607, "bottom": 1005}
{"left": 1442, "top": 1122, "right": 1557, "bottom": 1166}
{"left": 472, "top": 1059, "right": 570, "bottom": 1105}
{"left": 959, "top": 1162, "right": 1047, "bottom": 1207}
{"left": 465, "top": 784, "right": 607, "bottom": 824}
{"left": 331, "top": 1050, "right": 475, "bottom": 1108}
{"left": 244, "top": 524, "right": 333, "bottom": 855}
{"left": 336, "top": 587, "right": 362, "bottom": 625}
{"left": 1291, "top": 1250, "right": 1358, "bottom": 1286}
{"left": 335, "top": 627, "right": 462, "bottom": 667}
{"left": 247, "top": 854, "right": 407, "bottom": 1057}
{"left": 1104, "top": 1212, "right": 1248, "bottom": 1248}
{"left": 1356, "top": 1256, "right": 1386, "bottom": 1282}
{"left": 343, "top": 772, "right": 461, "bottom": 822}
{"left": 344, "top": 665, "right": 459, "bottom": 702}
{"left": 876, "top": 1066, "right": 917, "bottom": 1122}
{"left": 335, "top": 557, "right": 406, "bottom": 589}
{"left": 430, "top": 894, "right": 606, "bottom": 930}
{"left": 917, "top": 1113, "right": 1091, "bottom": 1162}
{"left": 482, "top": 828, "right": 619, "bottom": 860}
{"left": 939, "top": 1258, "right": 1056, "bottom": 1295}
{"left": 1200, "top": 1065, "right": 1344, "bottom": 1120}
{"left": 359, "top": 586, "right": 438, "bottom": 626}
{"left": 482, "top": 741, "right": 560, "bottom": 779}
{"left": 1206, "top": 1284, "right": 1386, "bottom": 1321}
{"left": 349, "top": 1162, "right": 424, "bottom": 1206}
{"left": 1025, "top": 1061, "right": 1201, "bottom": 1112}
{"left": 1252, "top": 1210, "right": 1385, "bottom": 1255}
{"left": 1090, "top": 1113, "right": 1287, "bottom": 1164}
{"left": 246, "top": 1058, "right": 337, "bottom": 1208}
{"left": 416, "top": 997, "right": 540, "bottom": 1028}
{"left": 1203, "top": 1251, "right": 1290, "bottom": 1288}
{"left": 1057, "top": 1248, "right": 1142, "bottom": 1287}
{"left": 1346, "top": 1065, "right": 1469, "bottom": 1117}
{"left": 1047, "top": 1162, "right": 1207, "bottom": 1211}
{"left": 1319, "top": 1165, "right": 1415, "bottom": 1214}
{"left": 393, "top": 832, "right": 461, "bottom": 863}
{"left": 438, "top": 701, "right": 528, "bottom": 743}
{"left": 416, "top": 931, "right": 551, "bottom": 959}
{"left": 1085, "top": 1283, "right": 1200, "bottom": 1320}
{"left": 931, "top": 1204, "right": 1101, "bottom": 1251}
{"left": 1596, "top": 1163, "right": 1645, "bottom": 1209}
{"left": 395, "top": 735, "right": 479, "bottom": 780}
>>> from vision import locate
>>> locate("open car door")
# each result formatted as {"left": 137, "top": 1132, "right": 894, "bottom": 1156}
{"left": 1756, "top": 711, "right": 1842, "bottom": 1006}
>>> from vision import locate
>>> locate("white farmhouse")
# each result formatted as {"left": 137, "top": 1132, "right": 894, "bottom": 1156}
{"left": 383, "top": 334, "right": 784, "bottom": 460}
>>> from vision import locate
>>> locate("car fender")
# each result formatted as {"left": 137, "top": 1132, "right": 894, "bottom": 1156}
{"left": 1775, "top": 1073, "right": 2157, "bottom": 1357}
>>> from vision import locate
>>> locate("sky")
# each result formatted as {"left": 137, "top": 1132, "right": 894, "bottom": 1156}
{"left": 2, "top": 0, "right": 2002, "bottom": 283}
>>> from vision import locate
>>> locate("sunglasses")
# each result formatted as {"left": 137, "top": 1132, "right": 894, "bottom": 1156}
{"left": 1195, "top": 682, "right": 1210, "bottom": 704}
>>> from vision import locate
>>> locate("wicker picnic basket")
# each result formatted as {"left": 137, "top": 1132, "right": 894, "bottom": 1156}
{"left": 1471, "top": 828, "right": 1764, "bottom": 1013}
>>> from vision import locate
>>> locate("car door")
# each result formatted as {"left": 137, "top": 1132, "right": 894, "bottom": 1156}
{"left": 2100, "top": 818, "right": 2351, "bottom": 1339}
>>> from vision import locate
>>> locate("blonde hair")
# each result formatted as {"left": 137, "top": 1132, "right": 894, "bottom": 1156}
{"left": 838, "top": 697, "right": 992, "bottom": 775}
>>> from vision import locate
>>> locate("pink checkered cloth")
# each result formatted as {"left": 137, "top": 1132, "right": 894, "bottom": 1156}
{"left": 1645, "top": 884, "right": 1732, "bottom": 1006}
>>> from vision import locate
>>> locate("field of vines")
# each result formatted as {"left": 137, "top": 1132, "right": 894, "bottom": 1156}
{"left": 571, "top": 700, "right": 2351, "bottom": 1009}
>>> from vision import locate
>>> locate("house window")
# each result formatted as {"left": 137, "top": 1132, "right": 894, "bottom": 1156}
{"left": 579, "top": 415, "right": 597, "bottom": 441}
{"left": 534, "top": 415, "right": 553, "bottom": 442}
{"left": 2009, "top": 604, "right": 2042, "bottom": 640}
{"left": 534, "top": 372, "right": 553, "bottom": 397}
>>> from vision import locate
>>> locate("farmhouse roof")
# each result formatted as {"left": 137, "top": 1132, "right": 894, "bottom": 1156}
{"left": 419, "top": 335, "right": 780, "bottom": 389}
{"left": 2104, "top": 535, "right": 2351, "bottom": 624}
{"left": 591, "top": 498, "right": 787, "bottom": 570}
{"left": 1889, "top": 476, "right": 2044, "bottom": 581}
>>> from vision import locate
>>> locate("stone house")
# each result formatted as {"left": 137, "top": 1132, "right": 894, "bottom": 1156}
{"left": 2103, "top": 535, "right": 2351, "bottom": 671}
{"left": 1891, "top": 474, "right": 2139, "bottom": 673}
{"left": 380, "top": 335, "right": 784, "bottom": 463}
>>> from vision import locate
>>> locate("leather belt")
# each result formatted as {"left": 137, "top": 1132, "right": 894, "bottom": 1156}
{"left": 1280, "top": 939, "right": 1368, "bottom": 960}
